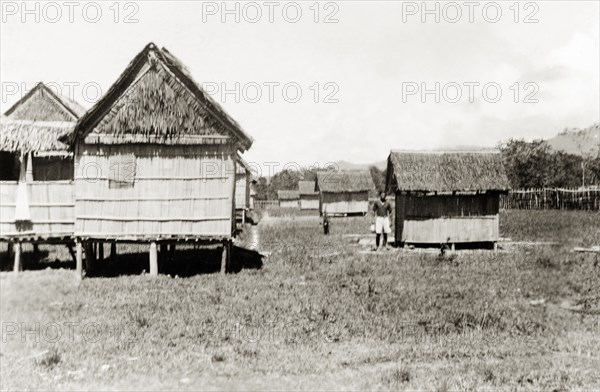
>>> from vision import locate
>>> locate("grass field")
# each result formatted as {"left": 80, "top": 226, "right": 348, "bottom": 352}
{"left": 1, "top": 210, "right": 599, "bottom": 391}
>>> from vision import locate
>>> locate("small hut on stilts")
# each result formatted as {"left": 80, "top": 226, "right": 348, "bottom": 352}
{"left": 1, "top": 82, "right": 86, "bottom": 271}
{"left": 61, "top": 42, "right": 253, "bottom": 277}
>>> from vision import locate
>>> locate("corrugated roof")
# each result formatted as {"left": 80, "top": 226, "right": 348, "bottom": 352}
{"left": 316, "top": 170, "right": 374, "bottom": 193}
{"left": 387, "top": 151, "right": 510, "bottom": 192}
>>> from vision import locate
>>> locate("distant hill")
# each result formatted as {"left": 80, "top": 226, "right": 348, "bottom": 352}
{"left": 547, "top": 124, "right": 600, "bottom": 157}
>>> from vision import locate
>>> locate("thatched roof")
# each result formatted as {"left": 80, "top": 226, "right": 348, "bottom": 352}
{"left": 4, "top": 82, "right": 86, "bottom": 121}
{"left": 298, "top": 180, "right": 317, "bottom": 195}
{"left": 387, "top": 151, "right": 510, "bottom": 192}
{"left": 0, "top": 118, "right": 74, "bottom": 153}
{"left": 277, "top": 190, "right": 300, "bottom": 200}
{"left": 316, "top": 170, "right": 375, "bottom": 193}
{"left": 66, "top": 43, "right": 253, "bottom": 151}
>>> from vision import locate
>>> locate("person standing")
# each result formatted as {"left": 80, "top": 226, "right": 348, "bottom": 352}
{"left": 373, "top": 191, "right": 392, "bottom": 250}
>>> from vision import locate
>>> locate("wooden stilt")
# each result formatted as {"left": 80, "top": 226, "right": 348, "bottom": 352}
{"left": 13, "top": 243, "right": 22, "bottom": 273}
{"left": 67, "top": 243, "right": 77, "bottom": 264}
{"left": 159, "top": 244, "right": 168, "bottom": 270}
{"left": 76, "top": 241, "right": 83, "bottom": 278}
{"left": 149, "top": 242, "right": 158, "bottom": 276}
{"left": 220, "top": 240, "right": 231, "bottom": 274}
{"left": 110, "top": 242, "right": 117, "bottom": 262}
{"left": 98, "top": 242, "right": 104, "bottom": 261}
{"left": 170, "top": 244, "right": 176, "bottom": 263}
{"left": 451, "top": 243, "right": 456, "bottom": 252}
{"left": 84, "top": 243, "right": 95, "bottom": 275}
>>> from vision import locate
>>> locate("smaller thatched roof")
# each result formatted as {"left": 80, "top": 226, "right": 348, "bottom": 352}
{"left": 316, "top": 170, "right": 375, "bottom": 193}
{"left": 0, "top": 118, "right": 74, "bottom": 153}
{"left": 387, "top": 151, "right": 510, "bottom": 192}
{"left": 277, "top": 190, "right": 300, "bottom": 200}
{"left": 298, "top": 180, "right": 317, "bottom": 195}
{"left": 4, "top": 82, "right": 86, "bottom": 121}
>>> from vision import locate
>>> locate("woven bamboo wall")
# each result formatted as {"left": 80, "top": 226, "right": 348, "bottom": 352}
{"left": 0, "top": 181, "right": 17, "bottom": 236}
{"left": 320, "top": 192, "right": 369, "bottom": 215}
{"left": 74, "top": 144, "right": 235, "bottom": 239}
{"left": 235, "top": 172, "right": 249, "bottom": 210}
{"left": 0, "top": 181, "right": 74, "bottom": 238}
{"left": 28, "top": 181, "right": 74, "bottom": 237}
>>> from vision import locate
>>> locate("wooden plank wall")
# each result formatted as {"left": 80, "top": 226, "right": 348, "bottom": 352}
{"left": 402, "top": 216, "right": 499, "bottom": 243}
{"left": 299, "top": 196, "right": 319, "bottom": 210}
{"left": 396, "top": 193, "right": 500, "bottom": 243}
{"left": 279, "top": 200, "right": 300, "bottom": 209}
{"left": 320, "top": 192, "right": 369, "bottom": 215}
{"left": 235, "top": 172, "right": 249, "bottom": 210}
{"left": 75, "top": 144, "right": 235, "bottom": 239}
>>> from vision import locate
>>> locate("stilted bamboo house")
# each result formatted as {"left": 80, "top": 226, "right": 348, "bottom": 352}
{"left": 385, "top": 151, "right": 510, "bottom": 248}
{"left": 298, "top": 180, "right": 319, "bottom": 210}
{"left": 62, "top": 42, "right": 253, "bottom": 276}
{"left": 277, "top": 190, "right": 300, "bottom": 209}
{"left": 316, "top": 170, "right": 374, "bottom": 216}
{"left": 235, "top": 155, "right": 252, "bottom": 223}
{"left": 1, "top": 83, "right": 86, "bottom": 269}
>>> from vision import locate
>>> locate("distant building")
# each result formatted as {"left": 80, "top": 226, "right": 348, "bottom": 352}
{"left": 235, "top": 156, "right": 252, "bottom": 223}
{"left": 0, "top": 82, "right": 85, "bottom": 243}
{"left": 298, "top": 180, "right": 318, "bottom": 210}
{"left": 316, "top": 170, "right": 374, "bottom": 216}
{"left": 277, "top": 190, "right": 300, "bottom": 209}
{"left": 386, "top": 151, "right": 510, "bottom": 248}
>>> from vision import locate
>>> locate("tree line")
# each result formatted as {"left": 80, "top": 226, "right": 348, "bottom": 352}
{"left": 252, "top": 139, "right": 600, "bottom": 200}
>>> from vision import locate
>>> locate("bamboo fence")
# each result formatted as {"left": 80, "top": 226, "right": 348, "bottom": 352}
{"left": 500, "top": 188, "right": 600, "bottom": 210}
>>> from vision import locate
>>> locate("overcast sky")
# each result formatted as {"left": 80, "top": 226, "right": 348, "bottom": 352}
{"left": 1, "top": 1, "right": 598, "bottom": 169}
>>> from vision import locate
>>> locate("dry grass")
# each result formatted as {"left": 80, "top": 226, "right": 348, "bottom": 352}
{"left": 1, "top": 210, "right": 599, "bottom": 390}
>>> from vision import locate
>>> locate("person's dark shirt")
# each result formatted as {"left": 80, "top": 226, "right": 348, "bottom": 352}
{"left": 373, "top": 199, "right": 392, "bottom": 217}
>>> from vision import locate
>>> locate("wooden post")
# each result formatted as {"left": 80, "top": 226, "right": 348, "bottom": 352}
{"left": 98, "top": 242, "right": 104, "bottom": 261}
{"left": 451, "top": 243, "right": 456, "bottom": 252}
{"left": 25, "top": 152, "right": 33, "bottom": 183}
{"left": 149, "top": 242, "right": 158, "bottom": 276}
{"left": 221, "top": 240, "right": 231, "bottom": 274}
{"left": 110, "top": 242, "right": 117, "bottom": 262}
{"left": 13, "top": 243, "right": 22, "bottom": 273}
{"left": 84, "top": 243, "right": 95, "bottom": 275}
{"left": 170, "top": 244, "right": 176, "bottom": 263}
{"left": 159, "top": 243, "right": 169, "bottom": 270}
{"left": 76, "top": 241, "right": 83, "bottom": 279}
